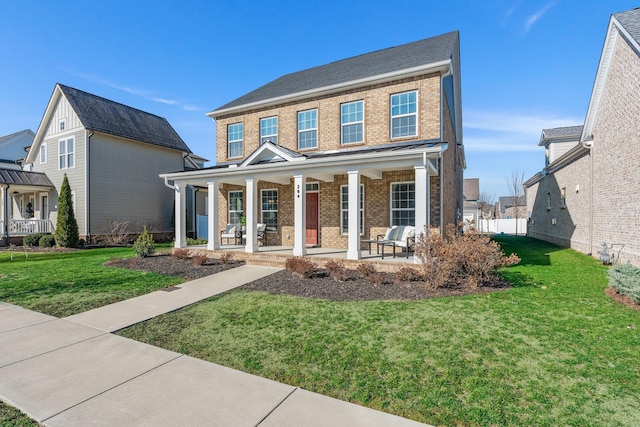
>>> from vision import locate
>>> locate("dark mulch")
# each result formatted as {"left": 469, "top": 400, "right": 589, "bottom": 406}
{"left": 104, "top": 253, "right": 244, "bottom": 281}
{"left": 240, "top": 269, "right": 512, "bottom": 301}
{"left": 605, "top": 286, "right": 640, "bottom": 313}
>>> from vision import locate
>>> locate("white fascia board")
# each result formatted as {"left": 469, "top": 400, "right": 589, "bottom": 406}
{"left": 207, "top": 61, "right": 452, "bottom": 118}
{"left": 26, "top": 85, "right": 64, "bottom": 164}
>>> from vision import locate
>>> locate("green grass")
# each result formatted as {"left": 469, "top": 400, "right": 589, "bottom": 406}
{"left": 119, "top": 236, "right": 640, "bottom": 426}
{"left": 0, "top": 247, "right": 181, "bottom": 317}
{"left": 0, "top": 401, "right": 38, "bottom": 427}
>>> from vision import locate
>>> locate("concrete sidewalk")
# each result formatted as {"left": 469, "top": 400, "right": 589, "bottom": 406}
{"left": 0, "top": 268, "right": 430, "bottom": 426}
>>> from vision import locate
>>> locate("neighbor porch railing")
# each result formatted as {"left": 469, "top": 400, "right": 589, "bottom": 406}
{"left": 8, "top": 219, "right": 54, "bottom": 235}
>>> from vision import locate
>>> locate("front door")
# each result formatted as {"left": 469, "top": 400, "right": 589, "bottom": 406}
{"left": 40, "top": 195, "right": 48, "bottom": 220}
{"left": 306, "top": 192, "right": 319, "bottom": 246}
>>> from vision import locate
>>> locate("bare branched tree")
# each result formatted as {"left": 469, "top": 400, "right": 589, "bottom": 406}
{"left": 506, "top": 170, "right": 525, "bottom": 235}
{"left": 477, "top": 191, "right": 495, "bottom": 233}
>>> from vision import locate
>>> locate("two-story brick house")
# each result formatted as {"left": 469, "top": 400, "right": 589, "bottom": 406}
{"left": 525, "top": 8, "right": 640, "bottom": 265}
{"left": 163, "top": 31, "right": 464, "bottom": 260}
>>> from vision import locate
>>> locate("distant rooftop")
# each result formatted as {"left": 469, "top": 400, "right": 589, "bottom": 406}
{"left": 539, "top": 125, "right": 584, "bottom": 145}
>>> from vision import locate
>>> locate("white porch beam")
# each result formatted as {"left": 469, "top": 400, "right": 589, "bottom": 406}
{"left": 360, "top": 168, "right": 382, "bottom": 180}
{"left": 174, "top": 181, "right": 187, "bottom": 248}
{"left": 307, "top": 172, "right": 334, "bottom": 183}
{"left": 293, "top": 174, "right": 307, "bottom": 256}
{"left": 207, "top": 181, "right": 219, "bottom": 251}
{"left": 262, "top": 176, "right": 291, "bottom": 186}
{"left": 245, "top": 177, "right": 258, "bottom": 253}
{"left": 414, "top": 165, "right": 429, "bottom": 239}
{"left": 347, "top": 170, "right": 361, "bottom": 260}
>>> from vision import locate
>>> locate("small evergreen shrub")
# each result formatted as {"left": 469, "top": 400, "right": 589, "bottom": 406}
{"left": 286, "top": 257, "right": 317, "bottom": 278}
{"left": 54, "top": 174, "right": 80, "bottom": 248}
{"left": 325, "top": 260, "right": 348, "bottom": 282}
{"left": 186, "top": 237, "right": 208, "bottom": 245}
{"left": 172, "top": 248, "right": 190, "bottom": 260}
{"left": 133, "top": 226, "right": 155, "bottom": 258}
{"left": 609, "top": 262, "right": 640, "bottom": 304}
{"left": 38, "top": 234, "right": 56, "bottom": 248}
{"left": 24, "top": 233, "right": 47, "bottom": 247}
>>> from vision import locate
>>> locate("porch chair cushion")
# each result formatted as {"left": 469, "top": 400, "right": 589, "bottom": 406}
{"left": 242, "top": 223, "right": 267, "bottom": 244}
{"left": 220, "top": 224, "right": 238, "bottom": 244}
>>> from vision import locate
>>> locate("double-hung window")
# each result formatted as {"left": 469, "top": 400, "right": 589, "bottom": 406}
{"left": 260, "top": 117, "right": 278, "bottom": 145}
{"left": 390, "top": 182, "right": 415, "bottom": 226}
{"left": 340, "top": 184, "right": 364, "bottom": 234}
{"left": 341, "top": 100, "right": 363, "bottom": 144}
{"left": 227, "top": 123, "right": 243, "bottom": 158}
{"left": 228, "top": 191, "right": 243, "bottom": 224}
{"left": 59, "top": 137, "right": 74, "bottom": 169}
{"left": 39, "top": 143, "right": 47, "bottom": 164}
{"left": 390, "top": 91, "right": 417, "bottom": 138}
{"left": 298, "top": 109, "right": 317, "bottom": 149}
{"left": 261, "top": 189, "right": 278, "bottom": 232}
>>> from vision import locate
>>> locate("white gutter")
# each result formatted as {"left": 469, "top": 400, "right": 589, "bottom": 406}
{"left": 209, "top": 60, "right": 452, "bottom": 118}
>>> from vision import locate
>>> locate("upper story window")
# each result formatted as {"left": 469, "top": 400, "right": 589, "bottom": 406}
{"left": 341, "top": 100, "right": 364, "bottom": 145}
{"left": 260, "top": 116, "right": 278, "bottom": 145}
{"left": 298, "top": 109, "right": 317, "bottom": 149}
{"left": 59, "top": 137, "right": 74, "bottom": 170}
{"left": 59, "top": 119, "right": 66, "bottom": 132}
{"left": 227, "top": 123, "right": 243, "bottom": 158}
{"left": 390, "top": 91, "right": 417, "bottom": 138}
{"left": 39, "top": 143, "right": 47, "bottom": 164}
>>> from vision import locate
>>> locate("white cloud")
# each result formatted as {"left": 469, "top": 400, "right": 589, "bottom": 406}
{"left": 523, "top": 2, "right": 555, "bottom": 34}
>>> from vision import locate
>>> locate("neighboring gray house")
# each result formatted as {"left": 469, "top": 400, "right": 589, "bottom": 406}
{"left": 0, "top": 129, "right": 34, "bottom": 170}
{"left": 10, "top": 83, "right": 202, "bottom": 243}
{"left": 525, "top": 8, "right": 640, "bottom": 265}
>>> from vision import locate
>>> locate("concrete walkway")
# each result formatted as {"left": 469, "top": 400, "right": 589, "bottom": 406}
{"left": 0, "top": 267, "right": 430, "bottom": 426}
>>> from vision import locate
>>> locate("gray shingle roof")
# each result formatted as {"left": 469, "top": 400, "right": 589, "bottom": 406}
{"left": 213, "top": 31, "right": 459, "bottom": 114}
{"left": 0, "top": 168, "right": 54, "bottom": 187}
{"left": 615, "top": 8, "right": 640, "bottom": 44}
{"left": 58, "top": 84, "right": 191, "bottom": 153}
{"left": 541, "top": 125, "right": 584, "bottom": 138}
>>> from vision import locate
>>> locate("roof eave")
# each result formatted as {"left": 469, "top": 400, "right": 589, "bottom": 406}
{"left": 207, "top": 60, "right": 452, "bottom": 119}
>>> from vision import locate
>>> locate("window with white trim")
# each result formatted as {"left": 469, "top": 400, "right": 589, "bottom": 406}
{"left": 341, "top": 100, "right": 363, "bottom": 144}
{"left": 261, "top": 189, "right": 278, "bottom": 232}
{"left": 560, "top": 188, "right": 566, "bottom": 209}
{"left": 39, "top": 143, "right": 47, "bottom": 164}
{"left": 390, "top": 91, "right": 417, "bottom": 138}
{"left": 390, "top": 182, "right": 415, "bottom": 226}
{"left": 228, "top": 191, "right": 243, "bottom": 224}
{"left": 298, "top": 109, "right": 317, "bottom": 149}
{"left": 227, "top": 123, "right": 243, "bottom": 158}
{"left": 59, "top": 119, "right": 66, "bottom": 132}
{"left": 260, "top": 116, "right": 278, "bottom": 145}
{"left": 341, "top": 184, "right": 364, "bottom": 234}
{"left": 59, "top": 137, "right": 74, "bottom": 169}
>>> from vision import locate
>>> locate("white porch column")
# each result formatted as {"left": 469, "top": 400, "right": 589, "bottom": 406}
{"left": 347, "top": 170, "right": 361, "bottom": 260}
{"left": 207, "top": 181, "right": 219, "bottom": 251}
{"left": 174, "top": 181, "right": 187, "bottom": 248}
{"left": 0, "top": 184, "right": 7, "bottom": 241}
{"left": 245, "top": 177, "right": 258, "bottom": 253}
{"left": 293, "top": 174, "right": 307, "bottom": 256}
{"left": 414, "top": 165, "right": 429, "bottom": 238}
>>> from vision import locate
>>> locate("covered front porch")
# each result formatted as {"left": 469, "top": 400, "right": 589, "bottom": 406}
{"left": 0, "top": 169, "right": 55, "bottom": 243}
{"left": 162, "top": 141, "right": 446, "bottom": 261}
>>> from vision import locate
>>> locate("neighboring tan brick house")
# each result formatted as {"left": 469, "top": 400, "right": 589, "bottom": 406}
{"left": 163, "top": 31, "right": 465, "bottom": 259}
{"left": 525, "top": 8, "right": 640, "bottom": 265}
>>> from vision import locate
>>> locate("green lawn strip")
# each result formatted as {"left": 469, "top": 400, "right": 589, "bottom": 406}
{"left": 119, "top": 237, "right": 637, "bottom": 425}
{"left": 0, "top": 247, "right": 181, "bottom": 317}
{"left": 0, "top": 401, "right": 38, "bottom": 427}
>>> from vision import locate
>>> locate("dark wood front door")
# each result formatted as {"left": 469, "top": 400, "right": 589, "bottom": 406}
{"left": 306, "top": 192, "right": 319, "bottom": 246}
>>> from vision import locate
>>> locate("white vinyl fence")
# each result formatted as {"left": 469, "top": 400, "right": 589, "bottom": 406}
{"left": 477, "top": 218, "right": 527, "bottom": 235}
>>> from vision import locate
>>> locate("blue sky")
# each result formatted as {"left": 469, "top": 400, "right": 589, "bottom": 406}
{"left": 1, "top": 1, "right": 637, "bottom": 198}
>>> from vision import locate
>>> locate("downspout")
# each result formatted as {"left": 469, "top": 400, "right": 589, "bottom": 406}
{"left": 439, "top": 63, "right": 452, "bottom": 235}
{"left": 86, "top": 130, "right": 94, "bottom": 243}
{"left": 582, "top": 137, "right": 594, "bottom": 255}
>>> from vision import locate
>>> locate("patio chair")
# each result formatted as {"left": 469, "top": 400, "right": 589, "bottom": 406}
{"left": 242, "top": 223, "right": 267, "bottom": 245}
{"left": 220, "top": 224, "right": 240, "bottom": 245}
{"left": 377, "top": 225, "right": 415, "bottom": 258}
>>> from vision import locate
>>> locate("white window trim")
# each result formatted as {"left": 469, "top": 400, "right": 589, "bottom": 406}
{"left": 306, "top": 182, "right": 319, "bottom": 192}
{"left": 260, "top": 188, "right": 278, "bottom": 233}
{"left": 390, "top": 90, "right": 419, "bottom": 139}
{"left": 59, "top": 118, "right": 66, "bottom": 132}
{"left": 390, "top": 181, "right": 416, "bottom": 226}
{"left": 227, "top": 123, "right": 243, "bottom": 159}
{"left": 39, "top": 143, "right": 47, "bottom": 164}
{"left": 58, "top": 137, "right": 75, "bottom": 170}
{"left": 297, "top": 108, "right": 318, "bottom": 150}
{"left": 260, "top": 116, "right": 278, "bottom": 145}
{"left": 340, "top": 100, "right": 364, "bottom": 145}
{"left": 340, "top": 184, "right": 364, "bottom": 235}
{"left": 228, "top": 190, "right": 243, "bottom": 224}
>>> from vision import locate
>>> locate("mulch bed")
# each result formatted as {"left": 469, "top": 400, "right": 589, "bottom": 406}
{"left": 104, "top": 253, "right": 244, "bottom": 281}
{"left": 605, "top": 286, "right": 640, "bottom": 313}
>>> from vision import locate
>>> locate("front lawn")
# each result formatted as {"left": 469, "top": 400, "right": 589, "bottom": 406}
{"left": 119, "top": 236, "right": 640, "bottom": 426}
{"left": 0, "top": 247, "right": 181, "bottom": 317}
{"left": 0, "top": 401, "right": 37, "bottom": 427}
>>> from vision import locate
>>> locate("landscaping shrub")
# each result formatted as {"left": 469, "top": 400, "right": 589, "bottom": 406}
{"left": 133, "top": 225, "right": 155, "bottom": 258}
{"left": 325, "top": 260, "right": 348, "bottom": 282}
{"left": 414, "top": 224, "right": 520, "bottom": 289}
{"left": 396, "top": 266, "right": 422, "bottom": 282}
{"left": 186, "top": 237, "right": 208, "bottom": 245}
{"left": 38, "top": 234, "right": 56, "bottom": 248}
{"left": 218, "top": 251, "right": 234, "bottom": 264}
{"left": 192, "top": 254, "right": 208, "bottom": 266}
{"left": 102, "top": 219, "right": 131, "bottom": 246}
{"left": 54, "top": 174, "right": 79, "bottom": 248}
{"left": 609, "top": 262, "right": 640, "bottom": 304}
{"left": 356, "top": 263, "right": 377, "bottom": 279}
{"left": 286, "top": 257, "right": 317, "bottom": 279}
{"left": 172, "top": 248, "right": 190, "bottom": 260}
{"left": 24, "top": 233, "right": 47, "bottom": 247}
